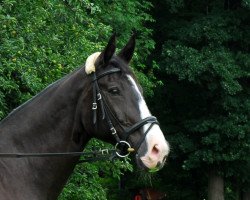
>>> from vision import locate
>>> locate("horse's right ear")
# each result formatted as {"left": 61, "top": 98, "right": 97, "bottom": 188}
{"left": 95, "top": 34, "right": 116, "bottom": 68}
{"left": 117, "top": 34, "right": 136, "bottom": 64}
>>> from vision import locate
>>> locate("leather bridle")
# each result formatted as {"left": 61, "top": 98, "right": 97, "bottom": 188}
{"left": 91, "top": 68, "right": 159, "bottom": 158}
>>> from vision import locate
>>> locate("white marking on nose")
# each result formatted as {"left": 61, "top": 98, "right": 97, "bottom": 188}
{"left": 127, "top": 75, "right": 170, "bottom": 169}
{"left": 127, "top": 75, "right": 151, "bottom": 122}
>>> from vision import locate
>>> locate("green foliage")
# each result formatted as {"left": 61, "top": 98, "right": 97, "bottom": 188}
{"left": 0, "top": 0, "right": 155, "bottom": 199}
{"left": 151, "top": 0, "right": 250, "bottom": 198}
{"left": 0, "top": 0, "right": 156, "bottom": 118}
{"left": 0, "top": 0, "right": 109, "bottom": 118}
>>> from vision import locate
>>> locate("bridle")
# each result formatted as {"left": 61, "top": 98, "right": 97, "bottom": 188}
{"left": 91, "top": 67, "right": 159, "bottom": 158}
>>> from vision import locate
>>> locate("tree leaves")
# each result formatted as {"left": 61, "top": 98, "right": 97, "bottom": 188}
{"left": 0, "top": 0, "right": 154, "bottom": 199}
{"left": 151, "top": 0, "right": 250, "bottom": 198}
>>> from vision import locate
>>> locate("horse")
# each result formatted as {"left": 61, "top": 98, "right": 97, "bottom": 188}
{"left": 0, "top": 35, "right": 170, "bottom": 200}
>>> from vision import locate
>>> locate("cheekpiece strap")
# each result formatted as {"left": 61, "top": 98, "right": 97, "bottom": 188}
{"left": 92, "top": 73, "right": 98, "bottom": 124}
{"left": 92, "top": 73, "right": 106, "bottom": 124}
{"left": 90, "top": 68, "right": 122, "bottom": 143}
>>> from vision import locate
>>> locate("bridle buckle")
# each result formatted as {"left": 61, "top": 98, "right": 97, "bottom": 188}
{"left": 97, "top": 93, "right": 102, "bottom": 100}
{"left": 110, "top": 127, "right": 117, "bottom": 135}
{"left": 92, "top": 103, "right": 97, "bottom": 110}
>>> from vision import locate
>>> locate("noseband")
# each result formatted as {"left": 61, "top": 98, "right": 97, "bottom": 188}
{"left": 91, "top": 68, "right": 159, "bottom": 158}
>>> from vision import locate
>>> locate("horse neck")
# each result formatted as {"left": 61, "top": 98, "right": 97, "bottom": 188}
{"left": 0, "top": 67, "right": 91, "bottom": 199}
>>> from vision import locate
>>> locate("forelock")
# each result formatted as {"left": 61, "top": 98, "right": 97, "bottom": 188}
{"left": 109, "top": 56, "right": 143, "bottom": 94}
{"left": 109, "top": 56, "right": 134, "bottom": 76}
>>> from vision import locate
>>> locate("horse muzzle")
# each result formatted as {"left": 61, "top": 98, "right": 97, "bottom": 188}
{"left": 136, "top": 137, "right": 170, "bottom": 172}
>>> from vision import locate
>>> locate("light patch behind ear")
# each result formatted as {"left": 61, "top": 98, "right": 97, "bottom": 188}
{"left": 85, "top": 52, "right": 101, "bottom": 74}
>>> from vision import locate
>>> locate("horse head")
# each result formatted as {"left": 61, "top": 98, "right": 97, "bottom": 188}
{"left": 82, "top": 34, "right": 170, "bottom": 172}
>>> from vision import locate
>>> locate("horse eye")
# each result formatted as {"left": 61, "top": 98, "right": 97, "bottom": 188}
{"left": 108, "top": 87, "right": 120, "bottom": 95}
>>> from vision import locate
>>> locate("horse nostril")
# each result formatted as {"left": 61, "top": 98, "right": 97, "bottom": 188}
{"left": 152, "top": 144, "right": 160, "bottom": 155}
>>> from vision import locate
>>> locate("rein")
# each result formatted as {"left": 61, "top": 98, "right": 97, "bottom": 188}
{"left": 0, "top": 149, "right": 117, "bottom": 163}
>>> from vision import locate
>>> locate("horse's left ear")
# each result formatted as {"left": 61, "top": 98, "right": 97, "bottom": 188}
{"left": 118, "top": 34, "right": 136, "bottom": 64}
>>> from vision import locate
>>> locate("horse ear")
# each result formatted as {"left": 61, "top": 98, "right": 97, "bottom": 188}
{"left": 95, "top": 34, "right": 116, "bottom": 67}
{"left": 118, "top": 34, "right": 136, "bottom": 63}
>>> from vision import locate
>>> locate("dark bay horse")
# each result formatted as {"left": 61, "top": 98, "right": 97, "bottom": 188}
{"left": 0, "top": 35, "right": 169, "bottom": 200}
